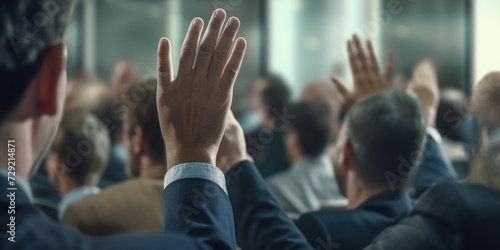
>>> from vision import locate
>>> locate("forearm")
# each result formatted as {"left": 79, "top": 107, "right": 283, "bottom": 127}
{"left": 225, "top": 160, "right": 311, "bottom": 250}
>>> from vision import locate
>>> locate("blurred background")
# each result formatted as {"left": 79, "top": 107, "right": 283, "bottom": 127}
{"left": 64, "top": 0, "right": 498, "bottom": 117}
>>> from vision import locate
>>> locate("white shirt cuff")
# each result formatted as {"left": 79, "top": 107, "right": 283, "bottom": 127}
{"left": 164, "top": 162, "right": 227, "bottom": 194}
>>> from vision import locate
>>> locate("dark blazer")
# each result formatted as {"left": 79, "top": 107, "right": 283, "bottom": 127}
{"left": 412, "top": 133, "right": 458, "bottom": 198}
{"left": 0, "top": 175, "right": 235, "bottom": 250}
{"left": 245, "top": 129, "right": 290, "bottom": 178}
{"left": 226, "top": 160, "right": 312, "bottom": 250}
{"left": 364, "top": 181, "right": 500, "bottom": 250}
{"left": 296, "top": 191, "right": 412, "bottom": 250}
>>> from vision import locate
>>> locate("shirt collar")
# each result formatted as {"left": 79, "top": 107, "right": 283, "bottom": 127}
{"left": 58, "top": 186, "right": 100, "bottom": 220}
{"left": 0, "top": 168, "right": 33, "bottom": 202}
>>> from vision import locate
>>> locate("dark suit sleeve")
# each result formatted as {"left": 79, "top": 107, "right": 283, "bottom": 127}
{"left": 163, "top": 178, "right": 235, "bottom": 250}
{"left": 225, "top": 160, "right": 312, "bottom": 250}
{"left": 413, "top": 133, "right": 458, "bottom": 198}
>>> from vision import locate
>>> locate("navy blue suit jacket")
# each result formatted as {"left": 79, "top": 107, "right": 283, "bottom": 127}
{"left": 225, "top": 160, "right": 311, "bottom": 250}
{"left": 412, "top": 133, "right": 458, "bottom": 198}
{"left": 296, "top": 191, "right": 412, "bottom": 250}
{"left": 0, "top": 176, "right": 235, "bottom": 250}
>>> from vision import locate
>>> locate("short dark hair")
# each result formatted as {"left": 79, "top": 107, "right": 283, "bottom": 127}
{"left": 261, "top": 77, "right": 291, "bottom": 120}
{"left": 91, "top": 99, "right": 123, "bottom": 145}
{"left": 126, "top": 78, "right": 164, "bottom": 158}
{"left": 287, "top": 101, "right": 332, "bottom": 157}
{"left": 346, "top": 90, "right": 427, "bottom": 187}
{"left": 0, "top": 0, "right": 75, "bottom": 121}
{"left": 51, "top": 110, "right": 110, "bottom": 186}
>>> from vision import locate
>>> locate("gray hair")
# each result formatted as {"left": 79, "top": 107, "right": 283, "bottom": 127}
{"left": 346, "top": 89, "right": 427, "bottom": 188}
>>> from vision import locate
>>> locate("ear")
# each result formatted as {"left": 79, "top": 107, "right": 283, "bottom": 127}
{"left": 37, "top": 43, "right": 67, "bottom": 116}
{"left": 339, "top": 138, "right": 355, "bottom": 171}
{"left": 132, "top": 126, "right": 145, "bottom": 155}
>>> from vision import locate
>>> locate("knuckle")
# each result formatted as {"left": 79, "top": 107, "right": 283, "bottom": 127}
{"left": 181, "top": 45, "right": 195, "bottom": 57}
{"left": 199, "top": 43, "right": 213, "bottom": 54}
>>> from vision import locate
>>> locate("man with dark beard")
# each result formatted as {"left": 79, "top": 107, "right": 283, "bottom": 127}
{"left": 62, "top": 78, "right": 166, "bottom": 236}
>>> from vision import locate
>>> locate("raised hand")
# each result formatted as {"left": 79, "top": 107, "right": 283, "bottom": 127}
{"left": 156, "top": 9, "right": 247, "bottom": 170}
{"left": 408, "top": 60, "right": 439, "bottom": 125}
{"left": 332, "top": 34, "right": 394, "bottom": 110}
{"left": 216, "top": 111, "right": 249, "bottom": 173}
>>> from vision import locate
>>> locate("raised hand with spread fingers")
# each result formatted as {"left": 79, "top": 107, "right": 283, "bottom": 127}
{"left": 332, "top": 34, "right": 394, "bottom": 111}
{"left": 156, "top": 9, "right": 247, "bottom": 170}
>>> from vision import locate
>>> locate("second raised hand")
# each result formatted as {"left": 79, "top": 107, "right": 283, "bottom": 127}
{"left": 332, "top": 34, "right": 394, "bottom": 109}
{"left": 156, "top": 9, "right": 247, "bottom": 171}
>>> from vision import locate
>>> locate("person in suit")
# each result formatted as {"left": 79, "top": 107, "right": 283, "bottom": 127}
{"left": 267, "top": 101, "right": 344, "bottom": 214}
{"left": 216, "top": 112, "right": 313, "bottom": 250}
{"left": 45, "top": 111, "right": 110, "bottom": 221}
{"left": 364, "top": 142, "right": 500, "bottom": 250}
{"left": 62, "top": 78, "right": 167, "bottom": 236}
{"left": 0, "top": 2, "right": 246, "bottom": 249}
{"left": 292, "top": 35, "right": 427, "bottom": 250}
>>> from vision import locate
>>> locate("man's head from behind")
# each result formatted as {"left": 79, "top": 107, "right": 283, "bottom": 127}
{"left": 333, "top": 90, "right": 427, "bottom": 197}
{"left": 285, "top": 101, "right": 332, "bottom": 163}
{"left": 0, "top": 0, "right": 75, "bottom": 177}
{"left": 124, "top": 78, "right": 164, "bottom": 178}
{"left": 47, "top": 110, "right": 110, "bottom": 195}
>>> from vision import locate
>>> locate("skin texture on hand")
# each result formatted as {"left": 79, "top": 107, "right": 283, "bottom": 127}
{"left": 216, "top": 111, "right": 247, "bottom": 173}
{"left": 408, "top": 60, "right": 439, "bottom": 126}
{"left": 332, "top": 34, "right": 394, "bottom": 112}
{"left": 156, "top": 9, "right": 247, "bottom": 170}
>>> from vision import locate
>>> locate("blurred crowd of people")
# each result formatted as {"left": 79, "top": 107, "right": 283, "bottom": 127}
{"left": 1, "top": 2, "right": 499, "bottom": 250}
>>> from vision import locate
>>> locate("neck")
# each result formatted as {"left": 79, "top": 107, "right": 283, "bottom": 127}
{"left": 58, "top": 176, "right": 84, "bottom": 196}
{"left": 345, "top": 172, "right": 389, "bottom": 209}
{"left": 139, "top": 153, "right": 163, "bottom": 178}
{"left": 290, "top": 150, "right": 304, "bottom": 164}
{"left": 0, "top": 121, "right": 34, "bottom": 180}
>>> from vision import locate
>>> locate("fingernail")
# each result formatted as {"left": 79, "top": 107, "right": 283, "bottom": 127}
{"left": 213, "top": 9, "right": 224, "bottom": 20}
{"left": 191, "top": 18, "right": 202, "bottom": 27}
{"left": 228, "top": 17, "right": 237, "bottom": 28}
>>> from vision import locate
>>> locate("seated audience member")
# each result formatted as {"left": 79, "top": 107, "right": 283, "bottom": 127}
{"left": 301, "top": 81, "right": 343, "bottom": 141}
{"left": 407, "top": 61, "right": 458, "bottom": 197}
{"left": 296, "top": 36, "right": 427, "bottom": 250}
{"left": 91, "top": 100, "right": 129, "bottom": 187}
{"left": 365, "top": 142, "right": 500, "bottom": 250}
{"left": 247, "top": 78, "right": 292, "bottom": 178}
{"left": 62, "top": 78, "right": 167, "bottom": 236}
{"left": 472, "top": 72, "right": 500, "bottom": 144}
{"left": 1, "top": 4, "right": 246, "bottom": 249}
{"left": 46, "top": 111, "right": 109, "bottom": 220}
{"left": 267, "top": 101, "right": 344, "bottom": 214}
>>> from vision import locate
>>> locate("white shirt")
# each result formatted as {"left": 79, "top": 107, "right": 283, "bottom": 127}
{"left": 58, "top": 186, "right": 101, "bottom": 220}
{"left": 266, "top": 154, "right": 345, "bottom": 214}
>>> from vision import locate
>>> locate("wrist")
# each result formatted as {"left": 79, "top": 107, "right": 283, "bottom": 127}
{"left": 166, "top": 148, "right": 216, "bottom": 170}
